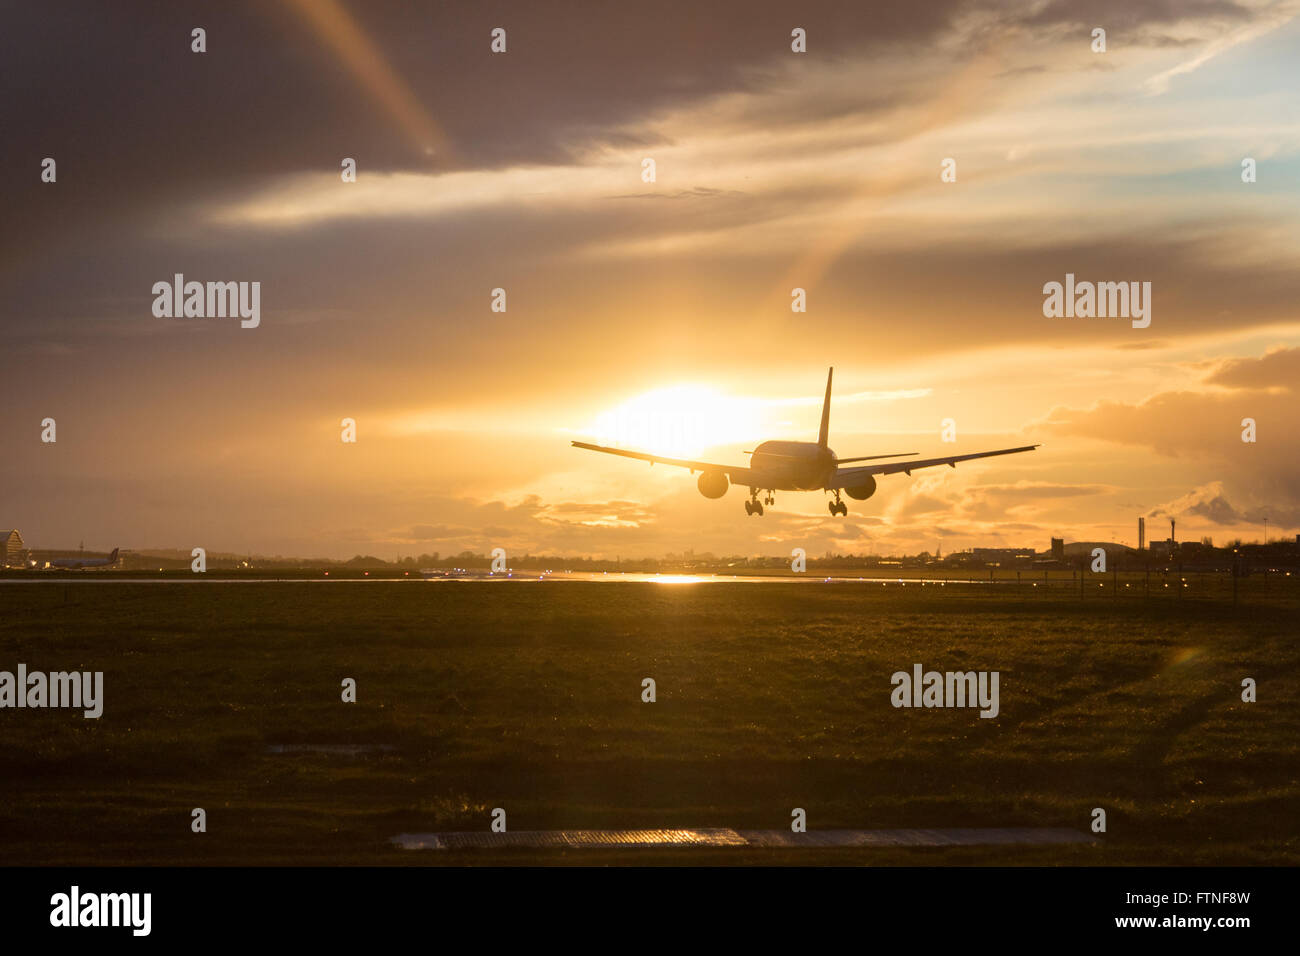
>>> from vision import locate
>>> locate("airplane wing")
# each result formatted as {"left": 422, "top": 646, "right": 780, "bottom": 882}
{"left": 832, "top": 444, "right": 1039, "bottom": 487}
{"left": 571, "top": 441, "right": 755, "bottom": 485}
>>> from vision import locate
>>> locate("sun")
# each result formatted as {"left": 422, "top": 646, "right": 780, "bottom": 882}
{"left": 587, "top": 384, "right": 762, "bottom": 459}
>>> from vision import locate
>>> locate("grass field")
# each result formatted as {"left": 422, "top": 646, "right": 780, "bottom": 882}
{"left": 1, "top": 580, "right": 1296, "bottom": 865}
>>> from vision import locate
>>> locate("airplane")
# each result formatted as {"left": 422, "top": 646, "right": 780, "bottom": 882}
{"left": 47, "top": 548, "right": 120, "bottom": 569}
{"left": 572, "top": 368, "right": 1039, "bottom": 516}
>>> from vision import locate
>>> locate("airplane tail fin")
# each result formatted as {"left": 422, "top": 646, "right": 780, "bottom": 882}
{"left": 818, "top": 367, "right": 833, "bottom": 448}
{"left": 109, "top": 548, "right": 119, "bottom": 562}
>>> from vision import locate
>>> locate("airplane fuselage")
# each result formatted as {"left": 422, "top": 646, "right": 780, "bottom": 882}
{"left": 747, "top": 440, "right": 837, "bottom": 490}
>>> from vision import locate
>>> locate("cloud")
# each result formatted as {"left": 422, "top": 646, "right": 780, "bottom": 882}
{"left": 399, "top": 524, "right": 476, "bottom": 542}
{"left": 1205, "top": 346, "right": 1300, "bottom": 391}
{"left": 7, "top": 0, "right": 1300, "bottom": 560}
{"left": 1148, "top": 481, "right": 1300, "bottom": 526}
{"left": 1140, "top": 1, "right": 1299, "bottom": 94}
{"left": 1038, "top": 388, "right": 1285, "bottom": 461}
{"left": 967, "top": 481, "right": 1110, "bottom": 498}
{"left": 1037, "top": 346, "right": 1300, "bottom": 529}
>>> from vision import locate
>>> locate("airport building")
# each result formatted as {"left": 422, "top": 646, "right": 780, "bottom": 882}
{"left": 970, "top": 547, "right": 1037, "bottom": 567}
{"left": 1, "top": 529, "right": 26, "bottom": 568}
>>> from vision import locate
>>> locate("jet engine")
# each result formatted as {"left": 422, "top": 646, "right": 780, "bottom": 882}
{"left": 843, "top": 475, "right": 877, "bottom": 500}
{"left": 697, "top": 470, "right": 729, "bottom": 499}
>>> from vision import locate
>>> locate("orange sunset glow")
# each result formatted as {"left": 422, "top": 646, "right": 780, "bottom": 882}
{"left": 3, "top": 1, "right": 1299, "bottom": 560}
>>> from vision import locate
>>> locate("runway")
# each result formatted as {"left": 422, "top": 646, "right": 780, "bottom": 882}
{"left": 393, "top": 827, "right": 1094, "bottom": 850}
{"left": 0, "top": 572, "right": 1004, "bottom": 586}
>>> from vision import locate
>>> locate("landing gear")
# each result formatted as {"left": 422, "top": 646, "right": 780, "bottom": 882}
{"left": 745, "top": 491, "right": 765, "bottom": 516}
{"left": 828, "top": 491, "right": 847, "bottom": 517}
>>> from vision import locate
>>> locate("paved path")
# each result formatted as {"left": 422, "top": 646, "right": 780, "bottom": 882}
{"left": 393, "top": 827, "right": 1093, "bottom": 850}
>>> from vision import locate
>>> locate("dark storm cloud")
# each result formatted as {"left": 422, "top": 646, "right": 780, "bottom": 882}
{"left": 1182, "top": 491, "right": 1246, "bottom": 524}
{"left": 1021, "top": 0, "right": 1253, "bottom": 30}
{"left": 3, "top": 0, "right": 1284, "bottom": 348}
{"left": 1, "top": 0, "right": 1271, "bottom": 267}
{"left": 0, "top": 0, "right": 966, "bottom": 268}
{"left": 5, "top": 198, "right": 1297, "bottom": 416}
{"left": 1147, "top": 484, "right": 1300, "bottom": 527}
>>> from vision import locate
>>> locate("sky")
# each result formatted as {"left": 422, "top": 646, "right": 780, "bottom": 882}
{"left": 2, "top": 0, "right": 1299, "bottom": 560}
